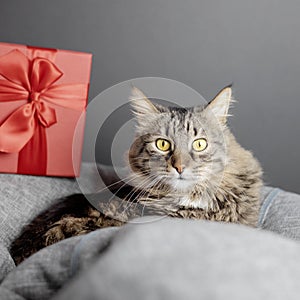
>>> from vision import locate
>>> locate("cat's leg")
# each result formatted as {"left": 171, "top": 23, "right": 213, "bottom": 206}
{"left": 44, "top": 208, "right": 124, "bottom": 246}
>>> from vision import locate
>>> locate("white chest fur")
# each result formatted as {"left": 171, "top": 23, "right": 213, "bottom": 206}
{"left": 178, "top": 195, "right": 210, "bottom": 209}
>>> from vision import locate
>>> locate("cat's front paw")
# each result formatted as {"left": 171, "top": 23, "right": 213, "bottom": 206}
{"left": 44, "top": 222, "right": 66, "bottom": 246}
{"left": 44, "top": 216, "right": 90, "bottom": 246}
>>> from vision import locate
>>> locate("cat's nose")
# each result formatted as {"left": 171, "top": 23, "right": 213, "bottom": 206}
{"left": 171, "top": 155, "right": 185, "bottom": 174}
{"left": 174, "top": 165, "right": 185, "bottom": 174}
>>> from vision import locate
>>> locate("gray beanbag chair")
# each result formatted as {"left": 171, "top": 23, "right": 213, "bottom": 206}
{"left": 1, "top": 218, "right": 300, "bottom": 300}
{"left": 1, "top": 162, "right": 300, "bottom": 299}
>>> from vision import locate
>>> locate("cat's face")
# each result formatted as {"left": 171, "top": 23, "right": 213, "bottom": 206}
{"left": 128, "top": 86, "right": 232, "bottom": 194}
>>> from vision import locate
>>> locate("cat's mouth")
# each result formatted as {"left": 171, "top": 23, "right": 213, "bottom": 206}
{"left": 155, "top": 173, "right": 197, "bottom": 191}
{"left": 170, "top": 175, "right": 196, "bottom": 191}
{"left": 175, "top": 176, "right": 193, "bottom": 183}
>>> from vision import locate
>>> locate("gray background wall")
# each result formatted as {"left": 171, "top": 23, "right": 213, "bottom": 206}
{"left": 0, "top": 0, "right": 299, "bottom": 193}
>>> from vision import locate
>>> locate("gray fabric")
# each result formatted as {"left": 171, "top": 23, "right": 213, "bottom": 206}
{"left": 0, "top": 162, "right": 108, "bottom": 248}
{"left": 55, "top": 219, "right": 300, "bottom": 300}
{"left": 0, "top": 228, "right": 118, "bottom": 300}
{"left": 0, "top": 243, "right": 15, "bottom": 282}
{"left": 258, "top": 188, "right": 300, "bottom": 241}
{"left": 0, "top": 235, "right": 82, "bottom": 300}
{"left": 0, "top": 164, "right": 300, "bottom": 300}
{"left": 0, "top": 175, "right": 79, "bottom": 247}
{"left": 0, "top": 162, "right": 109, "bottom": 282}
{"left": 0, "top": 173, "right": 79, "bottom": 284}
{"left": 1, "top": 219, "right": 300, "bottom": 300}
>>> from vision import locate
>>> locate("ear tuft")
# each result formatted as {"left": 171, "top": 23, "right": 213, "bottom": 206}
{"left": 129, "top": 86, "right": 160, "bottom": 119}
{"left": 206, "top": 85, "right": 234, "bottom": 124}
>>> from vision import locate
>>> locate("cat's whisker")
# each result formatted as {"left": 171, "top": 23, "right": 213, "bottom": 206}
{"left": 104, "top": 173, "right": 149, "bottom": 208}
{"left": 93, "top": 172, "right": 142, "bottom": 194}
{"left": 121, "top": 176, "right": 161, "bottom": 215}
{"left": 119, "top": 174, "right": 158, "bottom": 209}
{"left": 136, "top": 177, "right": 170, "bottom": 215}
{"left": 135, "top": 177, "right": 163, "bottom": 204}
{"left": 125, "top": 175, "right": 162, "bottom": 206}
{"left": 117, "top": 174, "right": 159, "bottom": 211}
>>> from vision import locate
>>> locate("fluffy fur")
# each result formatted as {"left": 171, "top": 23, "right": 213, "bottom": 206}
{"left": 10, "top": 85, "right": 262, "bottom": 265}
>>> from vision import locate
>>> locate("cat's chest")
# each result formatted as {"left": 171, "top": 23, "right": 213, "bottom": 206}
{"left": 177, "top": 195, "right": 210, "bottom": 209}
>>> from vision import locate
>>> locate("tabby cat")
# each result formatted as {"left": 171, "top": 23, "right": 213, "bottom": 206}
{"left": 10, "top": 85, "right": 262, "bottom": 264}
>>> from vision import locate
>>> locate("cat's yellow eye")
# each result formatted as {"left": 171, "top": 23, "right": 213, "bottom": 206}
{"left": 192, "top": 138, "right": 208, "bottom": 152}
{"left": 156, "top": 139, "right": 171, "bottom": 152}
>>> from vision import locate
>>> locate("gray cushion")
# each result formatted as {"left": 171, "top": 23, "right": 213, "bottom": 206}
{"left": 258, "top": 187, "right": 300, "bottom": 241}
{"left": 0, "top": 162, "right": 108, "bottom": 248}
{"left": 1, "top": 219, "right": 300, "bottom": 300}
{"left": 0, "top": 162, "right": 115, "bottom": 281}
{"left": 0, "top": 175, "right": 79, "bottom": 248}
{"left": 1, "top": 162, "right": 300, "bottom": 291}
{"left": 0, "top": 244, "right": 14, "bottom": 282}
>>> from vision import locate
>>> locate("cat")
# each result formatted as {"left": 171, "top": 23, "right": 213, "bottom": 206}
{"left": 10, "top": 85, "right": 262, "bottom": 265}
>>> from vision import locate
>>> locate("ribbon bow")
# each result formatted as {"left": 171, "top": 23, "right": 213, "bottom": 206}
{"left": 0, "top": 49, "right": 87, "bottom": 153}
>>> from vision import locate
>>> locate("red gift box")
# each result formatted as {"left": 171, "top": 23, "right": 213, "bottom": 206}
{"left": 0, "top": 42, "right": 92, "bottom": 177}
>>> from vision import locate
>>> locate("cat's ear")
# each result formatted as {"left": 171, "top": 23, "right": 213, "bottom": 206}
{"left": 205, "top": 85, "right": 234, "bottom": 124}
{"left": 130, "top": 86, "right": 160, "bottom": 120}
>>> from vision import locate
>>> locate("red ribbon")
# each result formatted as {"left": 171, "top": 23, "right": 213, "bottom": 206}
{"left": 0, "top": 49, "right": 88, "bottom": 174}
